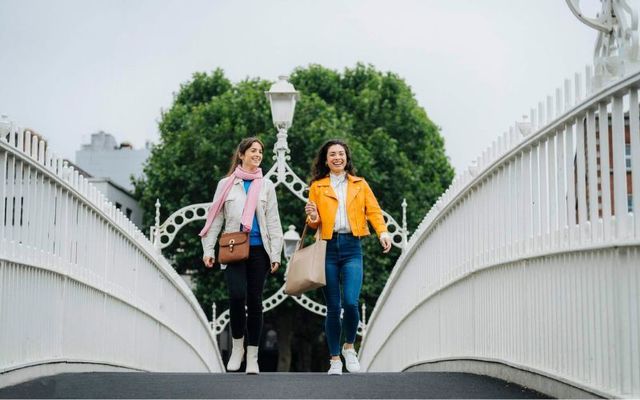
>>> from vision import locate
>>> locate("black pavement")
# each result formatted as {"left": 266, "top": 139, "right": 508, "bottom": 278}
{"left": 0, "top": 372, "right": 550, "bottom": 399}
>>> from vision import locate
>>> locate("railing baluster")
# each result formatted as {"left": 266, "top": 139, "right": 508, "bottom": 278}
{"left": 522, "top": 150, "right": 532, "bottom": 254}
{"left": 629, "top": 89, "right": 640, "bottom": 238}
{"left": 31, "top": 135, "right": 38, "bottom": 159}
{"left": 26, "top": 164, "right": 38, "bottom": 257}
{"left": 41, "top": 175, "right": 53, "bottom": 263}
{"left": 0, "top": 147, "right": 7, "bottom": 253}
{"left": 576, "top": 115, "right": 589, "bottom": 240}
{"left": 500, "top": 165, "right": 507, "bottom": 260}
{"left": 23, "top": 130, "right": 31, "bottom": 156}
{"left": 540, "top": 138, "right": 549, "bottom": 249}
{"left": 15, "top": 157, "right": 24, "bottom": 251}
{"left": 612, "top": 95, "right": 629, "bottom": 239}
{"left": 565, "top": 79, "right": 573, "bottom": 111}
{"left": 557, "top": 127, "right": 567, "bottom": 234}
{"left": 548, "top": 133, "right": 558, "bottom": 245}
{"left": 566, "top": 123, "right": 576, "bottom": 237}
{"left": 599, "top": 101, "right": 613, "bottom": 241}
{"left": 531, "top": 142, "right": 541, "bottom": 249}
{"left": 511, "top": 158, "right": 519, "bottom": 257}
{"left": 586, "top": 109, "right": 600, "bottom": 241}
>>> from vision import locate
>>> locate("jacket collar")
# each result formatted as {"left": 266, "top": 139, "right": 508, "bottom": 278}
{"left": 348, "top": 174, "right": 363, "bottom": 183}
{"left": 315, "top": 174, "right": 362, "bottom": 187}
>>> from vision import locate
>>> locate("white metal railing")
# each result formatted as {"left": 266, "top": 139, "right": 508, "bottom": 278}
{"left": 359, "top": 65, "right": 640, "bottom": 398}
{"left": 0, "top": 126, "right": 224, "bottom": 382}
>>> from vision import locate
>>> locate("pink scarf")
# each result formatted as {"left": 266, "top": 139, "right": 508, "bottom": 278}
{"left": 198, "top": 166, "right": 263, "bottom": 237}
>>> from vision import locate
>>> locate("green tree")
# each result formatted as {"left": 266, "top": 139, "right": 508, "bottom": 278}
{"left": 134, "top": 63, "right": 454, "bottom": 371}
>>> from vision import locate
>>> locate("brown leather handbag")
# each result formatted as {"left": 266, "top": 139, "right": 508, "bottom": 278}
{"left": 218, "top": 232, "right": 250, "bottom": 264}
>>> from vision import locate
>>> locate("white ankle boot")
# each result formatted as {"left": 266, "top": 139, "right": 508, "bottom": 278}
{"left": 226, "top": 337, "right": 245, "bottom": 371}
{"left": 245, "top": 345, "right": 259, "bottom": 374}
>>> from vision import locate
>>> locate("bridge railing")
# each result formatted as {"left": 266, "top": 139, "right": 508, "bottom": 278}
{"left": 0, "top": 127, "right": 224, "bottom": 385}
{"left": 359, "top": 66, "right": 640, "bottom": 398}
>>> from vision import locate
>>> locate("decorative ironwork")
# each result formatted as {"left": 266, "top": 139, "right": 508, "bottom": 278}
{"left": 566, "top": 0, "right": 640, "bottom": 90}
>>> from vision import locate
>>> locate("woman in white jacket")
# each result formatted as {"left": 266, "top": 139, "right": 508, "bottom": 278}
{"left": 200, "top": 137, "right": 283, "bottom": 374}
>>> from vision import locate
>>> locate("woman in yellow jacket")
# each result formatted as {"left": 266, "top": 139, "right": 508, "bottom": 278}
{"left": 305, "top": 139, "right": 392, "bottom": 375}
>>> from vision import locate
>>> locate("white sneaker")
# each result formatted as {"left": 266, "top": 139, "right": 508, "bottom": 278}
{"left": 341, "top": 346, "right": 360, "bottom": 372}
{"left": 327, "top": 359, "right": 343, "bottom": 375}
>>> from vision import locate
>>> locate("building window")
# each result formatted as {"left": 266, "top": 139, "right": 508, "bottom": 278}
{"left": 115, "top": 202, "right": 122, "bottom": 210}
{"left": 629, "top": 193, "right": 634, "bottom": 213}
{"left": 126, "top": 208, "right": 132, "bottom": 219}
{"left": 626, "top": 144, "right": 632, "bottom": 171}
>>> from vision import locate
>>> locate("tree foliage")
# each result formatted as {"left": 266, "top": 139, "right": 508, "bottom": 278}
{"left": 134, "top": 63, "right": 454, "bottom": 370}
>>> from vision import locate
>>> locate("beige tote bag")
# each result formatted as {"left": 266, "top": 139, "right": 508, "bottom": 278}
{"left": 284, "top": 224, "right": 326, "bottom": 296}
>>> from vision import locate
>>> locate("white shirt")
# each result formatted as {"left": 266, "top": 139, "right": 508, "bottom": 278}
{"left": 330, "top": 172, "right": 351, "bottom": 233}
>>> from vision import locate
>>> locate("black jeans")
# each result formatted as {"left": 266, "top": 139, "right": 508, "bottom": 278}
{"left": 225, "top": 245, "right": 271, "bottom": 346}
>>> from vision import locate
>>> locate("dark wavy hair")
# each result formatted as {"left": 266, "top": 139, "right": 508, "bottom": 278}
{"left": 227, "top": 137, "right": 265, "bottom": 176}
{"left": 309, "top": 139, "right": 356, "bottom": 183}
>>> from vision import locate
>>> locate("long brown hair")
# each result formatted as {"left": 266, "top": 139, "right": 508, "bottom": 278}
{"left": 226, "top": 137, "right": 265, "bottom": 176}
{"left": 309, "top": 139, "right": 356, "bottom": 183}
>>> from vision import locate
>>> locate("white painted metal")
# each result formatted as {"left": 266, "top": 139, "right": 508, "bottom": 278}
{"left": 612, "top": 95, "right": 630, "bottom": 238}
{"left": 631, "top": 89, "right": 640, "bottom": 235}
{"left": 359, "top": 67, "right": 640, "bottom": 398}
{"left": 0, "top": 132, "right": 224, "bottom": 377}
{"left": 586, "top": 110, "right": 599, "bottom": 241}
{"left": 567, "top": 0, "right": 640, "bottom": 91}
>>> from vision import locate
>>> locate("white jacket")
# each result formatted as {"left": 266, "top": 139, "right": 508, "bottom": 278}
{"left": 201, "top": 176, "right": 284, "bottom": 264}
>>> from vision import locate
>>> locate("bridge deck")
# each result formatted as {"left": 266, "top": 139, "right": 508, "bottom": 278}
{"left": 0, "top": 372, "right": 549, "bottom": 399}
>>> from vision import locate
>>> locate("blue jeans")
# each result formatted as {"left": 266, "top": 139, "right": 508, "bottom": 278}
{"left": 322, "top": 233, "right": 363, "bottom": 356}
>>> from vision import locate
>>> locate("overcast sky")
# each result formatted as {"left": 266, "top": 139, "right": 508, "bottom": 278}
{"left": 0, "top": 0, "right": 610, "bottom": 174}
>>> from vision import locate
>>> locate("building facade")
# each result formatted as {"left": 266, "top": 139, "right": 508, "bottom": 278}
{"left": 75, "top": 131, "right": 151, "bottom": 193}
{"left": 74, "top": 131, "right": 151, "bottom": 229}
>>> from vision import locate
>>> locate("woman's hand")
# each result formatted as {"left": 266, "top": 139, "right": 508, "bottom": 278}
{"left": 380, "top": 236, "right": 392, "bottom": 254}
{"left": 203, "top": 256, "right": 215, "bottom": 268}
{"left": 305, "top": 201, "right": 318, "bottom": 221}
{"left": 270, "top": 262, "right": 280, "bottom": 274}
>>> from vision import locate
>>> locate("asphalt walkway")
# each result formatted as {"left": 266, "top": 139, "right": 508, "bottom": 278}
{"left": 0, "top": 371, "right": 550, "bottom": 399}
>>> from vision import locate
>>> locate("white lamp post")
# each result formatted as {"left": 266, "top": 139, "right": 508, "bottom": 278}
{"left": 265, "top": 76, "right": 300, "bottom": 181}
{"left": 283, "top": 225, "right": 301, "bottom": 261}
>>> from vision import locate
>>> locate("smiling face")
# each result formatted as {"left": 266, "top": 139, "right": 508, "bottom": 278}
{"left": 326, "top": 144, "right": 347, "bottom": 175}
{"left": 239, "top": 141, "right": 263, "bottom": 171}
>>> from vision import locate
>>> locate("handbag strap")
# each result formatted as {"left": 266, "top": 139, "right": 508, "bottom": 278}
{"left": 297, "top": 221, "right": 321, "bottom": 251}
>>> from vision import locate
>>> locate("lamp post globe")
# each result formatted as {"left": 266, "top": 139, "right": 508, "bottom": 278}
{"left": 283, "top": 224, "right": 301, "bottom": 261}
{"left": 265, "top": 76, "right": 300, "bottom": 130}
